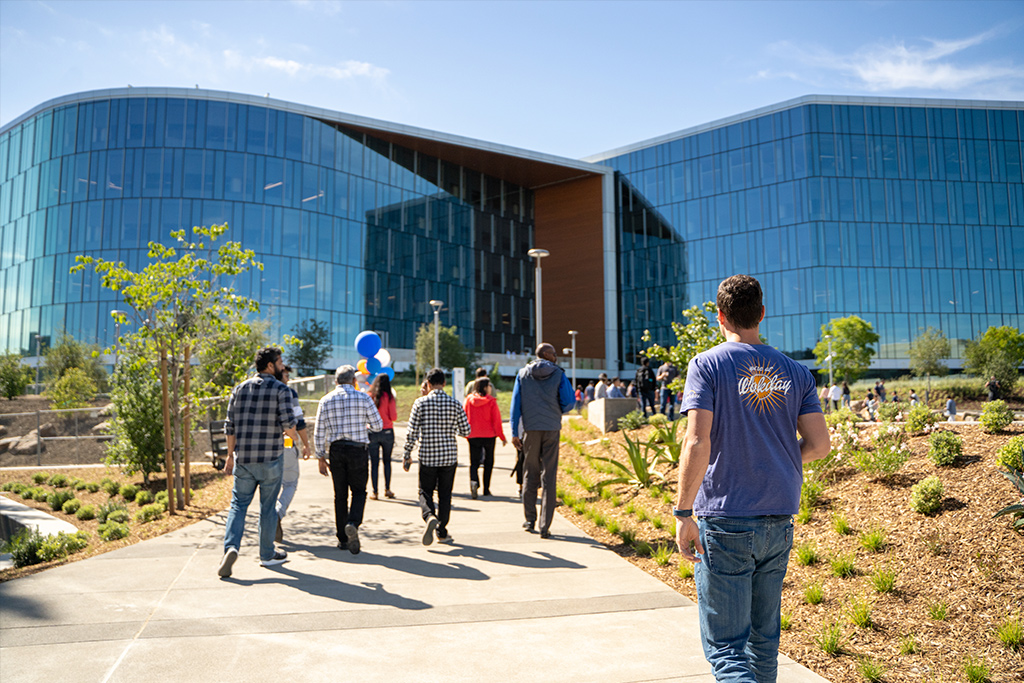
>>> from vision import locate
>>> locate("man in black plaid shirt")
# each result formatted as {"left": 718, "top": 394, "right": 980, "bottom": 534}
{"left": 403, "top": 367, "right": 471, "bottom": 545}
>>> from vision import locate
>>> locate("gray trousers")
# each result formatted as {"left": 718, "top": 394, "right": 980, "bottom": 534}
{"left": 522, "top": 430, "right": 560, "bottom": 533}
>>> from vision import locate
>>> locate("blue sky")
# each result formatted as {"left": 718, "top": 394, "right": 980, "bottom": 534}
{"left": 2, "top": 0, "right": 1023, "bottom": 158}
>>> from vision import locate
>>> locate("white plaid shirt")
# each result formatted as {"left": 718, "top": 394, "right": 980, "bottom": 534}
{"left": 313, "top": 384, "right": 383, "bottom": 458}
{"left": 404, "top": 389, "right": 471, "bottom": 467}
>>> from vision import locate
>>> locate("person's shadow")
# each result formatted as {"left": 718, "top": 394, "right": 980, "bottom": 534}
{"left": 427, "top": 543, "right": 587, "bottom": 570}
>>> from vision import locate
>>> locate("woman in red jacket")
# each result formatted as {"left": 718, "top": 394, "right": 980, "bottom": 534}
{"left": 367, "top": 373, "right": 398, "bottom": 500}
{"left": 463, "top": 377, "right": 506, "bottom": 499}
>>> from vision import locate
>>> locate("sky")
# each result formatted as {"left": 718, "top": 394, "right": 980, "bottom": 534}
{"left": 2, "top": 0, "right": 1023, "bottom": 159}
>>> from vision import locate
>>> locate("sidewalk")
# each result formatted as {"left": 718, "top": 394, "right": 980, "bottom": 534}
{"left": 0, "top": 428, "right": 829, "bottom": 683}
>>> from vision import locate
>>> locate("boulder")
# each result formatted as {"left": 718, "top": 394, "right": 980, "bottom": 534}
{"left": 91, "top": 421, "right": 112, "bottom": 434}
{"left": 38, "top": 422, "right": 57, "bottom": 438}
{"left": 0, "top": 436, "right": 17, "bottom": 454}
{"left": 10, "top": 433, "right": 44, "bottom": 455}
{"left": 850, "top": 399, "right": 866, "bottom": 412}
{"left": 0, "top": 424, "right": 7, "bottom": 438}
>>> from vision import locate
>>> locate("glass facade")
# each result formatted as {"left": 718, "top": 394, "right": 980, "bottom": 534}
{"left": 602, "top": 101, "right": 1024, "bottom": 365}
{"left": 0, "top": 95, "right": 538, "bottom": 358}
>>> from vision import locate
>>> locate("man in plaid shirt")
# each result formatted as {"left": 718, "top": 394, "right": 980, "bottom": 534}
{"left": 403, "top": 367, "right": 471, "bottom": 545}
{"left": 313, "top": 365, "right": 383, "bottom": 555}
{"left": 219, "top": 346, "right": 301, "bottom": 577}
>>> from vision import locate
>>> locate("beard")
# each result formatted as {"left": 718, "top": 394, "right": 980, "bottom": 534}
{"left": 274, "top": 367, "right": 285, "bottom": 381}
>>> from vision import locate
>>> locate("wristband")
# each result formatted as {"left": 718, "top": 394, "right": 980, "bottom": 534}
{"left": 672, "top": 509, "right": 693, "bottom": 519}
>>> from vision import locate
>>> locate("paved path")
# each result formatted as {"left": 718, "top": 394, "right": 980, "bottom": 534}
{"left": 0, "top": 428, "right": 828, "bottom": 683}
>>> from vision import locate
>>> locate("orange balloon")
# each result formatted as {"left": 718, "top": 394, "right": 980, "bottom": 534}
{"left": 357, "top": 359, "right": 368, "bottom": 373}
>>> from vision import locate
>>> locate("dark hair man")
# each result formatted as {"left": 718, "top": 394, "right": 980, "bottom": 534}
{"left": 313, "top": 365, "right": 383, "bottom": 555}
{"left": 635, "top": 357, "right": 658, "bottom": 416}
{"left": 510, "top": 343, "right": 575, "bottom": 539}
{"left": 219, "top": 346, "right": 300, "bottom": 577}
{"left": 403, "top": 368, "right": 471, "bottom": 545}
{"left": 674, "top": 274, "right": 830, "bottom": 680}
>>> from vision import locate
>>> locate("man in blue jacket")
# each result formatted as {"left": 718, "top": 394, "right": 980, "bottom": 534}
{"left": 510, "top": 343, "right": 575, "bottom": 539}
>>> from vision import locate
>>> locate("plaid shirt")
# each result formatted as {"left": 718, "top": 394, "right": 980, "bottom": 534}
{"left": 313, "top": 384, "right": 383, "bottom": 458}
{"left": 404, "top": 389, "right": 471, "bottom": 467}
{"left": 225, "top": 373, "right": 298, "bottom": 464}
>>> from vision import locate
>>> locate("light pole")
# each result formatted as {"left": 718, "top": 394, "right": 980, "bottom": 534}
{"left": 568, "top": 330, "right": 578, "bottom": 391}
{"left": 825, "top": 334, "right": 834, "bottom": 411}
{"left": 110, "top": 309, "right": 129, "bottom": 368}
{"left": 429, "top": 300, "right": 443, "bottom": 369}
{"left": 527, "top": 248, "right": 549, "bottom": 347}
{"left": 34, "top": 334, "right": 42, "bottom": 394}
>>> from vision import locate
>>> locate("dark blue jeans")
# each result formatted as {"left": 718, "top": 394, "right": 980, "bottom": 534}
{"left": 660, "top": 387, "right": 676, "bottom": 420}
{"left": 368, "top": 428, "right": 394, "bottom": 493}
{"left": 639, "top": 389, "right": 657, "bottom": 415}
{"left": 694, "top": 515, "right": 794, "bottom": 683}
{"left": 328, "top": 441, "right": 368, "bottom": 543}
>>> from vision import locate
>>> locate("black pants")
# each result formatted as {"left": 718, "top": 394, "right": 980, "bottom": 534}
{"left": 467, "top": 437, "right": 496, "bottom": 492}
{"left": 418, "top": 464, "right": 456, "bottom": 537}
{"left": 639, "top": 389, "right": 657, "bottom": 415}
{"left": 328, "top": 441, "right": 368, "bottom": 543}
{"left": 368, "top": 428, "right": 394, "bottom": 493}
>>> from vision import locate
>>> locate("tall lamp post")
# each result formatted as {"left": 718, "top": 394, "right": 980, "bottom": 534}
{"left": 824, "top": 334, "right": 834, "bottom": 411}
{"left": 568, "top": 330, "right": 578, "bottom": 391}
{"left": 429, "top": 300, "right": 443, "bottom": 369}
{"left": 527, "top": 248, "right": 549, "bottom": 347}
{"left": 110, "top": 309, "right": 129, "bottom": 368}
{"left": 34, "top": 334, "right": 42, "bottom": 394}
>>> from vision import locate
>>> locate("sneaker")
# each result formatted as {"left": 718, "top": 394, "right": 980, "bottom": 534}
{"left": 522, "top": 521, "right": 535, "bottom": 533}
{"left": 218, "top": 547, "right": 238, "bottom": 577}
{"left": 345, "top": 523, "right": 360, "bottom": 555}
{"left": 539, "top": 530, "right": 551, "bottom": 539}
{"left": 471, "top": 481, "right": 479, "bottom": 499}
{"left": 260, "top": 551, "right": 288, "bottom": 567}
{"left": 437, "top": 532, "right": 454, "bottom": 544}
{"left": 423, "top": 516, "right": 438, "bottom": 546}
{"left": 275, "top": 520, "right": 283, "bottom": 543}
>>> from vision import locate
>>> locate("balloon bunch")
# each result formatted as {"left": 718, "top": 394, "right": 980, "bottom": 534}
{"left": 354, "top": 331, "right": 394, "bottom": 389}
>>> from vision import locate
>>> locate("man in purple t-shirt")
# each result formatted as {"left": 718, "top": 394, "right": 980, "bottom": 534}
{"left": 674, "top": 274, "right": 830, "bottom": 682}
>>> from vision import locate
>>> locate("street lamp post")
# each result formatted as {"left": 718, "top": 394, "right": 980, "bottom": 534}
{"left": 110, "top": 309, "right": 129, "bottom": 369}
{"left": 568, "top": 330, "right": 578, "bottom": 391}
{"left": 429, "top": 300, "right": 443, "bottom": 369}
{"left": 825, "top": 334, "right": 834, "bottom": 412}
{"left": 34, "top": 334, "right": 42, "bottom": 394}
{"left": 527, "top": 248, "right": 549, "bottom": 347}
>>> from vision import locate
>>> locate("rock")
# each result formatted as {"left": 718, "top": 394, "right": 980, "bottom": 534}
{"left": 10, "top": 433, "right": 44, "bottom": 455}
{"left": 38, "top": 422, "right": 57, "bottom": 438}
{"left": 98, "top": 404, "right": 115, "bottom": 417}
{"left": 850, "top": 399, "right": 866, "bottom": 412}
{"left": 0, "top": 436, "right": 17, "bottom": 454}
{"left": 91, "top": 421, "right": 112, "bottom": 434}
{"left": 0, "top": 424, "right": 7, "bottom": 438}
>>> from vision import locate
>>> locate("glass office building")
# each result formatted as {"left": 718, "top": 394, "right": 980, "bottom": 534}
{"left": 2, "top": 90, "right": 1022, "bottom": 371}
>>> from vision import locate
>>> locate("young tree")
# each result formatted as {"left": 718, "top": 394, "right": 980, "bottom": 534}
{"left": 73, "top": 224, "right": 264, "bottom": 512}
{"left": 43, "top": 332, "right": 107, "bottom": 392}
{"left": 105, "top": 342, "right": 165, "bottom": 485}
{"left": 642, "top": 302, "right": 724, "bottom": 389}
{"left": 0, "top": 352, "right": 32, "bottom": 400}
{"left": 812, "top": 316, "right": 879, "bottom": 382}
{"left": 414, "top": 322, "right": 474, "bottom": 375}
{"left": 964, "top": 325, "right": 1024, "bottom": 393}
{"left": 909, "top": 327, "right": 950, "bottom": 402}
{"left": 45, "top": 367, "right": 97, "bottom": 415}
{"left": 286, "top": 318, "right": 332, "bottom": 376}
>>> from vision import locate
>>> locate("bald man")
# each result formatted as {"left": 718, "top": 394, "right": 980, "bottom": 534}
{"left": 509, "top": 343, "right": 575, "bottom": 538}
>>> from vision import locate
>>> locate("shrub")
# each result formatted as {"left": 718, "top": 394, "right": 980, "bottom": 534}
{"left": 795, "top": 542, "right": 819, "bottom": 566}
{"left": 107, "top": 509, "right": 130, "bottom": 524}
{"left": 780, "top": 612, "right": 792, "bottom": 631}
{"left": 831, "top": 513, "right": 853, "bottom": 536}
{"left": 815, "top": 621, "right": 844, "bottom": 656}
{"left": 119, "top": 484, "right": 139, "bottom": 502}
{"left": 61, "top": 498, "right": 82, "bottom": 515}
{"left": 980, "top": 400, "right": 1014, "bottom": 433}
{"left": 86, "top": 482, "right": 100, "bottom": 493}
{"left": 847, "top": 595, "right": 874, "bottom": 629}
{"left": 876, "top": 401, "right": 901, "bottom": 422}
{"left": 678, "top": 562, "right": 694, "bottom": 579}
{"left": 72, "top": 478, "right": 88, "bottom": 491}
{"left": 76, "top": 504, "right": 97, "bottom": 520}
{"left": 97, "top": 501, "right": 128, "bottom": 523}
{"left": 857, "top": 657, "right": 885, "bottom": 683}
{"left": 905, "top": 403, "right": 939, "bottom": 434}
{"left": 98, "top": 521, "right": 130, "bottom": 541}
{"left": 870, "top": 567, "right": 897, "bottom": 593}
{"left": 928, "top": 430, "right": 962, "bottom": 467}
{"left": 155, "top": 490, "right": 169, "bottom": 509}
{"left": 647, "top": 413, "right": 668, "bottom": 428}
{"left": 996, "top": 436, "right": 1024, "bottom": 472}
{"left": 45, "top": 366, "right": 97, "bottom": 413}
{"left": 135, "top": 503, "right": 165, "bottom": 524}
{"left": 47, "top": 473, "right": 70, "bottom": 487}
{"left": 804, "top": 582, "right": 825, "bottom": 605}
{"left": 46, "top": 489, "right": 76, "bottom": 511}
{"left": 32, "top": 472, "right": 50, "bottom": 484}
{"left": 2, "top": 527, "right": 45, "bottom": 567}
{"left": 801, "top": 475, "right": 826, "bottom": 509}
{"left": 825, "top": 407, "right": 858, "bottom": 429}
{"left": 32, "top": 487, "right": 49, "bottom": 502}
{"left": 38, "top": 530, "right": 90, "bottom": 562}
{"left": 617, "top": 410, "right": 649, "bottom": 431}
{"left": 910, "top": 476, "right": 944, "bottom": 515}
{"left": 101, "top": 479, "right": 120, "bottom": 497}
{"left": 853, "top": 424, "right": 910, "bottom": 479}
{"left": 928, "top": 600, "right": 948, "bottom": 620}
{"left": 900, "top": 634, "right": 918, "bottom": 655}
{"left": 135, "top": 490, "right": 155, "bottom": 505}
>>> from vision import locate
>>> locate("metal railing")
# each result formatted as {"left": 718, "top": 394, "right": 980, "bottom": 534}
{"left": 0, "top": 406, "right": 112, "bottom": 467}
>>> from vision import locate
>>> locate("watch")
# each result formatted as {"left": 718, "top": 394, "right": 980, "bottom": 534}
{"left": 672, "top": 508, "right": 693, "bottom": 519}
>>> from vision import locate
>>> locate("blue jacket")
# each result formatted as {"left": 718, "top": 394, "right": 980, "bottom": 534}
{"left": 510, "top": 359, "right": 575, "bottom": 437}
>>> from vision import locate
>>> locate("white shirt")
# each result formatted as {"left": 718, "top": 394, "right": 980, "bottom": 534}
{"left": 828, "top": 384, "right": 843, "bottom": 401}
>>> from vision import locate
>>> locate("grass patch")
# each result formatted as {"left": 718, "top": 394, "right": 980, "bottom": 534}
{"left": 795, "top": 541, "right": 819, "bottom": 566}
{"left": 927, "top": 600, "right": 948, "bottom": 621}
{"left": 678, "top": 561, "right": 694, "bottom": 579}
{"left": 899, "top": 634, "right": 918, "bottom": 655}
{"left": 848, "top": 595, "right": 874, "bottom": 629}
{"left": 857, "top": 657, "right": 885, "bottom": 683}
{"left": 859, "top": 527, "right": 887, "bottom": 553}
{"left": 830, "top": 553, "right": 857, "bottom": 578}
{"left": 963, "top": 656, "right": 991, "bottom": 683}
{"left": 804, "top": 582, "right": 825, "bottom": 605}
{"left": 995, "top": 615, "right": 1023, "bottom": 652}
{"left": 870, "top": 566, "right": 897, "bottom": 594}
{"left": 815, "top": 621, "right": 844, "bottom": 656}
{"left": 831, "top": 513, "right": 853, "bottom": 536}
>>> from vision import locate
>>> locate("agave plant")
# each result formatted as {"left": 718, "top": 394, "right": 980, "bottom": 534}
{"left": 589, "top": 429, "right": 666, "bottom": 489}
{"left": 652, "top": 418, "right": 684, "bottom": 465}
{"left": 993, "top": 457, "right": 1024, "bottom": 531}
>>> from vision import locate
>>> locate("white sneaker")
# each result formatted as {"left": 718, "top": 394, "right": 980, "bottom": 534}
{"left": 218, "top": 547, "right": 238, "bottom": 577}
{"left": 423, "top": 516, "right": 438, "bottom": 545}
{"left": 260, "top": 551, "right": 288, "bottom": 567}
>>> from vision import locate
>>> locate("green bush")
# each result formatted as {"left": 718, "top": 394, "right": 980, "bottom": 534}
{"left": 928, "top": 430, "right": 963, "bottom": 467}
{"left": 32, "top": 488, "right": 50, "bottom": 502}
{"left": 647, "top": 413, "right": 668, "bottom": 428}
{"left": 853, "top": 424, "right": 910, "bottom": 479}
{"left": 96, "top": 501, "right": 128, "bottom": 524}
{"left": 996, "top": 436, "right": 1024, "bottom": 471}
{"left": 4, "top": 482, "right": 26, "bottom": 494}
{"left": 876, "top": 401, "right": 901, "bottom": 422}
{"left": 32, "top": 472, "right": 50, "bottom": 484}
{"left": 910, "top": 476, "right": 944, "bottom": 515}
{"left": 45, "top": 366, "right": 97, "bottom": 413}
{"left": 2, "top": 527, "right": 47, "bottom": 567}
{"left": 119, "top": 484, "right": 139, "bottom": 502}
{"left": 134, "top": 489, "right": 155, "bottom": 506}
{"left": 617, "top": 410, "right": 649, "bottom": 431}
{"left": 101, "top": 479, "right": 120, "bottom": 497}
{"left": 905, "top": 404, "right": 938, "bottom": 434}
{"left": 825, "top": 407, "right": 858, "bottom": 429}
{"left": 980, "top": 400, "right": 1014, "bottom": 433}
{"left": 46, "top": 489, "right": 76, "bottom": 511}
{"left": 61, "top": 498, "right": 82, "bottom": 515}
{"left": 98, "top": 521, "right": 130, "bottom": 541}
{"left": 155, "top": 490, "right": 169, "bottom": 510}
{"left": 47, "top": 473, "right": 70, "bottom": 487}
{"left": 72, "top": 478, "right": 88, "bottom": 491}
{"left": 85, "top": 481, "right": 100, "bottom": 493}
{"left": 75, "top": 504, "right": 97, "bottom": 520}
{"left": 38, "top": 530, "right": 90, "bottom": 562}
{"left": 107, "top": 509, "right": 130, "bottom": 523}
{"left": 135, "top": 502, "right": 165, "bottom": 524}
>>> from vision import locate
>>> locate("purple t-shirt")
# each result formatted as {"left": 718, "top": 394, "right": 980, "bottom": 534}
{"left": 680, "top": 341, "right": 821, "bottom": 517}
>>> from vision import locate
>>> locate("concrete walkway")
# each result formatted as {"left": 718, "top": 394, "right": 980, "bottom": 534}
{"left": 0, "top": 429, "right": 828, "bottom": 683}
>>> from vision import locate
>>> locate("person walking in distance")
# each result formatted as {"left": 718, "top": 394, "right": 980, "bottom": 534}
{"left": 635, "top": 356, "right": 658, "bottom": 416}
{"left": 313, "top": 365, "right": 383, "bottom": 555}
{"left": 657, "top": 360, "right": 680, "bottom": 419}
{"left": 403, "top": 368, "right": 471, "bottom": 545}
{"left": 275, "top": 365, "right": 312, "bottom": 543}
{"left": 594, "top": 372, "right": 610, "bottom": 400}
{"left": 219, "top": 346, "right": 301, "bottom": 577}
{"left": 674, "top": 274, "right": 830, "bottom": 681}
{"left": 510, "top": 343, "right": 575, "bottom": 539}
{"left": 463, "top": 377, "right": 507, "bottom": 498}
{"left": 367, "top": 373, "right": 398, "bottom": 500}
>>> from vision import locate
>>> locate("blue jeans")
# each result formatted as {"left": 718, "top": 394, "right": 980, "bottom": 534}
{"left": 224, "top": 458, "right": 283, "bottom": 562}
{"left": 694, "top": 515, "right": 793, "bottom": 683}
{"left": 660, "top": 388, "right": 676, "bottom": 420}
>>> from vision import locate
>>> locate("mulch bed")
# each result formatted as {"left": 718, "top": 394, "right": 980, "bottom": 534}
{"left": 555, "top": 418, "right": 1024, "bottom": 683}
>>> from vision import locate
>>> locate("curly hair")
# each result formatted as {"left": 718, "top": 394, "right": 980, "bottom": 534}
{"left": 716, "top": 274, "right": 763, "bottom": 330}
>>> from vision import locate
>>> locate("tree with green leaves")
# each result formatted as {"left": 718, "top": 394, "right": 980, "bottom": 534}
{"left": 73, "top": 224, "right": 265, "bottom": 512}
{"left": 286, "top": 318, "right": 332, "bottom": 376}
{"left": 964, "top": 325, "right": 1024, "bottom": 393}
{"left": 414, "top": 322, "right": 474, "bottom": 376}
{"left": 105, "top": 342, "right": 165, "bottom": 485}
{"left": 0, "top": 352, "right": 32, "bottom": 400}
{"left": 909, "top": 327, "right": 950, "bottom": 403}
{"left": 45, "top": 367, "right": 97, "bottom": 415}
{"left": 812, "top": 316, "right": 879, "bottom": 382}
{"left": 642, "top": 302, "right": 724, "bottom": 390}
{"left": 43, "top": 332, "right": 107, "bottom": 392}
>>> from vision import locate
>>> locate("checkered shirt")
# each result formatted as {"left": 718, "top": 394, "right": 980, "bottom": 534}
{"left": 404, "top": 389, "right": 471, "bottom": 467}
{"left": 313, "top": 384, "right": 383, "bottom": 458}
{"left": 224, "top": 373, "right": 298, "bottom": 464}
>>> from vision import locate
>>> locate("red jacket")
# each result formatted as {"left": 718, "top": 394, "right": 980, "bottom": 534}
{"left": 463, "top": 393, "right": 506, "bottom": 441}
{"left": 374, "top": 391, "right": 397, "bottom": 430}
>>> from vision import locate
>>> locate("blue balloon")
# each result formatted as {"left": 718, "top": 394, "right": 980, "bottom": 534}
{"left": 383, "top": 367, "right": 395, "bottom": 380}
{"left": 365, "top": 357, "right": 382, "bottom": 374}
{"left": 355, "top": 331, "right": 381, "bottom": 358}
